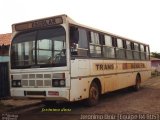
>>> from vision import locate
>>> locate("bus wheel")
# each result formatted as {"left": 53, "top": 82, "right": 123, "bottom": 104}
{"left": 86, "top": 82, "right": 99, "bottom": 106}
{"left": 134, "top": 75, "right": 141, "bottom": 91}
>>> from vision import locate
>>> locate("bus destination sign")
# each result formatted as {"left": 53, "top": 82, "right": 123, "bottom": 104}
{"left": 15, "top": 17, "right": 63, "bottom": 31}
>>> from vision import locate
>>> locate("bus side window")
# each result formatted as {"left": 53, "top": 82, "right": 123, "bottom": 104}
{"left": 103, "top": 35, "right": 115, "bottom": 58}
{"left": 70, "top": 26, "right": 88, "bottom": 57}
{"left": 126, "top": 41, "right": 133, "bottom": 60}
{"left": 116, "top": 38, "right": 126, "bottom": 59}
{"left": 133, "top": 43, "right": 140, "bottom": 60}
{"left": 70, "top": 26, "right": 79, "bottom": 44}
{"left": 70, "top": 26, "right": 79, "bottom": 55}
{"left": 89, "top": 31, "right": 101, "bottom": 57}
{"left": 77, "top": 28, "right": 88, "bottom": 56}
{"left": 140, "top": 44, "right": 146, "bottom": 60}
{"left": 146, "top": 46, "right": 150, "bottom": 60}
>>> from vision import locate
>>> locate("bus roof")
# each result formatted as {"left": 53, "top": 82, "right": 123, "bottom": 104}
{"left": 12, "top": 14, "right": 149, "bottom": 46}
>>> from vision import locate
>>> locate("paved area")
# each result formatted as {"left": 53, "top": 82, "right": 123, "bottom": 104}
{"left": 142, "top": 76, "right": 160, "bottom": 89}
{"left": 0, "top": 76, "right": 160, "bottom": 120}
{"left": 0, "top": 99, "right": 41, "bottom": 113}
{"left": 1, "top": 99, "right": 41, "bottom": 107}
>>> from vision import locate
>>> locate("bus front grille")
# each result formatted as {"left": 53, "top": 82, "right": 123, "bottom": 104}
{"left": 22, "top": 80, "right": 28, "bottom": 86}
{"left": 20, "top": 73, "right": 52, "bottom": 87}
{"left": 44, "top": 80, "right": 52, "bottom": 86}
{"left": 37, "top": 80, "right": 43, "bottom": 86}
{"left": 36, "top": 74, "right": 43, "bottom": 78}
{"left": 21, "top": 80, "right": 52, "bottom": 87}
{"left": 29, "top": 80, "right": 35, "bottom": 86}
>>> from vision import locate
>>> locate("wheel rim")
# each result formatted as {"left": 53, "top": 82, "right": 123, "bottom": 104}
{"left": 90, "top": 86, "right": 98, "bottom": 101}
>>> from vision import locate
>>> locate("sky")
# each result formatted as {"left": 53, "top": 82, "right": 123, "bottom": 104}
{"left": 0, "top": 0, "right": 160, "bottom": 52}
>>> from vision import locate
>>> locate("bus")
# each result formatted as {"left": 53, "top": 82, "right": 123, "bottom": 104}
{"left": 10, "top": 14, "right": 151, "bottom": 106}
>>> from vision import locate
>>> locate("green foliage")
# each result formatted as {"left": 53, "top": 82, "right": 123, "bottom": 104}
{"left": 151, "top": 52, "right": 160, "bottom": 59}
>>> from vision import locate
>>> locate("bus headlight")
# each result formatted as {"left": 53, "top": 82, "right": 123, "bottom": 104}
{"left": 53, "top": 80, "right": 59, "bottom": 87}
{"left": 59, "top": 79, "right": 65, "bottom": 86}
{"left": 12, "top": 80, "right": 21, "bottom": 87}
{"left": 52, "top": 73, "right": 65, "bottom": 87}
{"left": 52, "top": 79, "right": 65, "bottom": 87}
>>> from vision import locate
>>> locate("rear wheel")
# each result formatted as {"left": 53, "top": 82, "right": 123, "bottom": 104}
{"left": 86, "top": 82, "right": 99, "bottom": 106}
{"left": 134, "top": 75, "right": 141, "bottom": 91}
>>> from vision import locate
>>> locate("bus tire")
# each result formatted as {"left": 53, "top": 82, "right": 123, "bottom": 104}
{"left": 134, "top": 75, "right": 141, "bottom": 91}
{"left": 86, "top": 82, "right": 99, "bottom": 106}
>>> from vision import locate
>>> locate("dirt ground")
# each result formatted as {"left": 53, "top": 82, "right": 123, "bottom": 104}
{"left": 1, "top": 76, "right": 160, "bottom": 120}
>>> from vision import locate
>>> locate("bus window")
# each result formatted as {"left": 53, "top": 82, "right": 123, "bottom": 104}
{"left": 126, "top": 41, "right": 133, "bottom": 59}
{"left": 146, "top": 46, "right": 150, "bottom": 60}
{"left": 140, "top": 44, "right": 146, "bottom": 60}
{"left": 37, "top": 28, "right": 66, "bottom": 65}
{"left": 70, "top": 26, "right": 88, "bottom": 57}
{"left": 104, "top": 35, "right": 112, "bottom": 46}
{"left": 89, "top": 32, "right": 101, "bottom": 57}
{"left": 70, "top": 26, "right": 79, "bottom": 56}
{"left": 140, "top": 44, "right": 145, "bottom": 52}
{"left": 103, "top": 35, "right": 115, "bottom": 58}
{"left": 133, "top": 43, "right": 140, "bottom": 60}
{"left": 116, "top": 38, "right": 125, "bottom": 59}
{"left": 37, "top": 39, "right": 52, "bottom": 64}
{"left": 70, "top": 26, "right": 79, "bottom": 44}
{"left": 11, "top": 26, "right": 66, "bottom": 69}
{"left": 11, "top": 31, "right": 36, "bottom": 67}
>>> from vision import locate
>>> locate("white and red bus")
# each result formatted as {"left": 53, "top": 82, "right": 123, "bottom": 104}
{"left": 10, "top": 14, "right": 151, "bottom": 106}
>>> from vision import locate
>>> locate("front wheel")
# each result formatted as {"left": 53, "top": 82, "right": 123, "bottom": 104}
{"left": 86, "top": 82, "right": 99, "bottom": 106}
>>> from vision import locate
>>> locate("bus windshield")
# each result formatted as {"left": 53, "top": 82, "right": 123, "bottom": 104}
{"left": 11, "top": 26, "right": 66, "bottom": 69}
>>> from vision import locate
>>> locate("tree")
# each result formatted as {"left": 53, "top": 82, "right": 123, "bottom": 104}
{"left": 151, "top": 52, "right": 160, "bottom": 59}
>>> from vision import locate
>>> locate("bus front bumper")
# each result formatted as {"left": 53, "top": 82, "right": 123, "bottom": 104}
{"left": 10, "top": 88, "right": 70, "bottom": 101}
